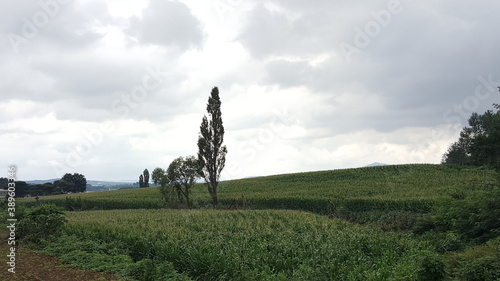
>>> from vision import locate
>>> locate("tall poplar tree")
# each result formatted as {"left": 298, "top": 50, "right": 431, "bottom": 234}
{"left": 143, "top": 169, "right": 150, "bottom": 187}
{"left": 198, "top": 87, "right": 227, "bottom": 207}
{"left": 139, "top": 174, "right": 144, "bottom": 188}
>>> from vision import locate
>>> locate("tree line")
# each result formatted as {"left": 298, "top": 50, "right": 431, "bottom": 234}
{"left": 0, "top": 173, "right": 87, "bottom": 197}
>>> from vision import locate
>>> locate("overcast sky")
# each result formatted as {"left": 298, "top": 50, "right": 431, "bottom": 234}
{"left": 2, "top": 0, "right": 500, "bottom": 182}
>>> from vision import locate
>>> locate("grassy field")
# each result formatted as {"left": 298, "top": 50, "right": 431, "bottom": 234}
{"left": 13, "top": 164, "right": 499, "bottom": 280}
{"left": 59, "top": 209, "right": 431, "bottom": 281}
{"left": 22, "top": 164, "right": 497, "bottom": 212}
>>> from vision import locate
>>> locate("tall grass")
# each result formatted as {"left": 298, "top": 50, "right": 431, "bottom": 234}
{"left": 63, "top": 209, "right": 435, "bottom": 281}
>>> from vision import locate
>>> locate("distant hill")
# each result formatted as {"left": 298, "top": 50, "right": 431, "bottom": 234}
{"left": 26, "top": 179, "right": 59, "bottom": 185}
{"left": 26, "top": 179, "right": 136, "bottom": 189}
{"left": 364, "top": 162, "right": 388, "bottom": 167}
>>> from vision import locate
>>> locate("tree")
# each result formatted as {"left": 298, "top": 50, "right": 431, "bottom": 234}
{"left": 152, "top": 167, "right": 176, "bottom": 204}
{"left": 139, "top": 174, "right": 144, "bottom": 188}
{"left": 138, "top": 169, "right": 150, "bottom": 188}
{"left": 441, "top": 139, "right": 470, "bottom": 166}
{"left": 167, "top": 156, "right": 200, "bottom": 208}
{"left": 55, "top": 173, "right": 86, "bottom": 193}
{"left": 443, "top": 89, "right": 500, "bottom": 172}
{"left": 143, "top": 169, "right": 150, "bottom": 187}
{"left": 54, "top": 179, "right": 74, "bottom": 194}
{"left": 152, "top": 167, "right": 168, "bottom": 187}
{"left": 197, "top": 87, "right": 227, "bottom": 207}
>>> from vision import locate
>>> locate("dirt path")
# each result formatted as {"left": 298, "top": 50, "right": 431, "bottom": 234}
{"left": 0, "top": 229, "right": 121, "bottom": 281}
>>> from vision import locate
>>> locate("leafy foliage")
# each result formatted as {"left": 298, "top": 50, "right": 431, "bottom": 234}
{"left": 445, "top": 238, "right": 500, "bottom": 281}
{"left": 54, "top": 173, "right": 87, "bottom": 193}
{"left": 414, "top": 187, "right": 500, "bottom": 245}
{"left": 152, "top": 167, "right": 167, "bottom": 186}
{"left": 442, "top": 99, "right": 500, "bottom": 172}
{"left": 166, "top": 156, "right": 200, "bottom": 208}
{"left": 17, "top": 204, "right": 67, "bottom": 243}
{"left": 415, "top": 250, "right": 445, "bottom": 281}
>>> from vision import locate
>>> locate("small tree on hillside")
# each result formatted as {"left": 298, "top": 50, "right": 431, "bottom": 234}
{"left": 197, "top": 87, "right": 227, "bottom": 207}
{"left": 152, "top": 167, "right": 168, "bottom": 187}
{"left": 167, "top": 156, "right": 200, "bottom": 208}
{"left": 152, "top": 166, "right": 179, "bottom": 206}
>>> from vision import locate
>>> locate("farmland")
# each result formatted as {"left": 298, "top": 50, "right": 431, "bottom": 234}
{"left": 22, "top": 164, "right": 496, "bottom": 212}
{"left": 60, "top": 209, "right": 431, "bottom": 280}
{"left": 13, "top": 164, "right": 500, "bottom": 280}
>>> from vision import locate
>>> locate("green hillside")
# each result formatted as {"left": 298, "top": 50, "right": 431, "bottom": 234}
{"left": 22, "top": 164, "right": 496, "bottom": 214}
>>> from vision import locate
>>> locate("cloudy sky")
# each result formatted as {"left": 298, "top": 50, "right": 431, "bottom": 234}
{"left": 1, "top": 0, "right": 500, "bottom": 182}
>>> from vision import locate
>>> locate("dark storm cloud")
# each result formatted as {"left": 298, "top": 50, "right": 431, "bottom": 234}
{"left": 125, "top": 0, "right": 204, "bottom": 50}
{"left": 241, "top": 0, "right": 500, "bottom": 133}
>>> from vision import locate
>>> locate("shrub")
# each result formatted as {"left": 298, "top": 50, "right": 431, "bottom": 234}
{"left": 126, "top": 259, "right": 192, "bottom": 281}
{"left": 457, "top": 256, "right": 500, "bottom": 281}
{"left": 416, "top": 250, "right": 445, "bottom": 281}
{"left": 17, "top": 204, "right": 67, "bottom": 243}
{"left": 414, "top": 188, "right": 500, "bottom": 244}
{"left": 445, "top": 238, "right": 500, "bottom": 281}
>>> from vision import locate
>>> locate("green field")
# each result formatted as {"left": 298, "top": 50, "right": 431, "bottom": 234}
{"left": 59, "top": 209, "right": 431, "bottom": 281}
{"left": 23, "top": 164, "right": 496, "bottom": 212}
{"left": 16, "top": 164, "right": 500, "bottom": 280}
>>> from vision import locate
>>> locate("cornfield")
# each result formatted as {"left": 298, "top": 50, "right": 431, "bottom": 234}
{"left": 64, "top": 209, "right": 431, "bottom": 281}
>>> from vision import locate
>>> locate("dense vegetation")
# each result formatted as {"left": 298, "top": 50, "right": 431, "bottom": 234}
{"left": 59, "top": 209, "right": 438, "bottom": 281}
{"left": 0, "top": 172, "right": 87, "bottom": 197}
{"left": 8, "top": 164, "right": 499, "bottom": 280}
{"left": 442, "top": 100, "right": 500, "bottom": 173}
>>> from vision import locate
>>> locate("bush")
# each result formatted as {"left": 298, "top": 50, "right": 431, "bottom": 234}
{"left": 445, "top": 238, "right": 500, "bottom": 281}
{"left": 416, "top": 250, "right": 445, "bottom": 281}
{"left": 17, "top": 204, "right": 67, "bottom": 243}
{"left": 126, "top": 259, "right": 192, "bottom": 281}
{"left": 457, "top": 256, "right": 500, "bottom": 281}
{"left": 64, "top": 196, "right": 83, "bottom": 211}
{"left": 414, "top": 188, "right": 500, "bottom": 244}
